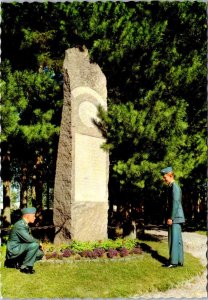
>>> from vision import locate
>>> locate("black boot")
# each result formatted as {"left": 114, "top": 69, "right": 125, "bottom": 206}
{"left": 20, "top": 266, "right": 35, "bottom": 274}
{"left": 4, "top": 258, "right": 20, "bottom": 269}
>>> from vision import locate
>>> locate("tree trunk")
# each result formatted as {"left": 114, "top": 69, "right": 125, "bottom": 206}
{"left": 2, "top": 180, "right": 11, "bottom": 226}
{"left": 20, "top": 164, "right": 28, "bottom": 208}
{"left": 1, "top": 150, "right": 12, "bottom": 227}
{"left": 32, "top": 153, "right": 44, "bottom": 225}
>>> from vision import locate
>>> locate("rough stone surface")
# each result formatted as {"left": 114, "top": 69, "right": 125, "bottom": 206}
{"left": 53, "top": 47, "right": 109, "bottom": 243}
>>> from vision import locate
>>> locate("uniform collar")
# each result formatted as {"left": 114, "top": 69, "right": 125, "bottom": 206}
{"left": 22, "top": 217, "right": 29, "bottom": 226}
{"left": 169, "top": 180, "right": 175, "bottom": 187}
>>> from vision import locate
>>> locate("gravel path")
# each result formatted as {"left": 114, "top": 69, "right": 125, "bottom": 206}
{"left": 131, "top": 229, "right": 207, "bottom": 299}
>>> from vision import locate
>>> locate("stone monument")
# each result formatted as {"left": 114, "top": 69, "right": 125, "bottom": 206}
{"left": 53, "top": 47, "right": 109, "bottom": 243}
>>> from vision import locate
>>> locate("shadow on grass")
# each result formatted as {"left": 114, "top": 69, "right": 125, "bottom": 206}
{"left": 139, "top": 242, "right": 169, "bottom": 265}
{"left": 137, "top": 232, "right": 169, "bottom": 265}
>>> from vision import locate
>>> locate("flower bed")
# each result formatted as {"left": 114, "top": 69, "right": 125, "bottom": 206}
{"left": 43, "top": 238, "right": 143, "bottom": 260}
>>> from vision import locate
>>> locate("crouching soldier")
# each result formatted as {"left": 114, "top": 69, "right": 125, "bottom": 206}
{"left": 4, "top": 207, "right": 44, "bottom": 274}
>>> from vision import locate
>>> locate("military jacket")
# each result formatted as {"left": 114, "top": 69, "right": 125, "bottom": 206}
{"left": 7, "top": 218, "right": 39, "bottom": 257}
{"left": 168, "top": 181, "right": 185, "bottom": 224}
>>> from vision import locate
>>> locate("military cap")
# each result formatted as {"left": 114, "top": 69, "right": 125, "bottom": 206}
{"left": 161, "top": 166, "right": 173, "bottom": 175}
{"left": 21, "top": 207, "right": 36, "bottom": 215}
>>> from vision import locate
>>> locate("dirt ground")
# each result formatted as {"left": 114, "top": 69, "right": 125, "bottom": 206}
{"left": 131, "top": 229, "right": 207, "bottom": 299}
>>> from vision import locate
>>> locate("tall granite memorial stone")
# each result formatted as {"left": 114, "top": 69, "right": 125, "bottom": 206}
{"left": 53, "top": 47, "right": 109, "bottom": 243}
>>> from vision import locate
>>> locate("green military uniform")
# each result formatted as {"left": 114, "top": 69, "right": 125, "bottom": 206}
{"left": 161, "top": 166, "right": 185, "bottom": 266}
{"left": 167, "top": 181, "right": 185, "bottom": 265}
{"left": 6, "top": 212, "right": 43, "bottom": 269}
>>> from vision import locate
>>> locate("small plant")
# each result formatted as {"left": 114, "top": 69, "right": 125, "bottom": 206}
{"left": 107, "top": 248, "right": 119, "bottom": 258}
{"left": 45, "top": 253, "right": 52, "bottom": 260}
{"left": 42, "top": 238, "right": 144, "bottom": 260}
{"left": 70, "top": 240, "right": 94, "bottom": 252}
{"left": 80, "top": 250, "right": 94, "bottom": 258}
{"left": 62, "top": 249, "right": 74, "bottom": 258}
{"left": 92, "top": 248, "right": 105, "bottom": 258}
{"left": 45, "top": 251, "right": 58, "bottom": 259}
{"left": 130, "top": 246, "right": 143, "bottom": 255}
{"left": 100, "top": 239, "right": 118, "bottom": 250}
{"left": 119, "top": 247, "right": 129, "bottom": 257}
{"left": 51, "top": 251, "right": 58, "bottom": 258}
{"left": 122, "top": 239, "right": 137, "bottom": 250}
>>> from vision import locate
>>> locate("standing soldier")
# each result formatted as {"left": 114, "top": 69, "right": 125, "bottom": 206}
{"left": 161, "top": 166, "right": 185, "bottom": 268}
{"left": 4, "top": 207, "right": 44, "bottom": 274}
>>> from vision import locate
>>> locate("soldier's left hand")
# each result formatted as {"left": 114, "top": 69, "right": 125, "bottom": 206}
{"left": 167, "top": 219, "right": 173, "bottom": 225}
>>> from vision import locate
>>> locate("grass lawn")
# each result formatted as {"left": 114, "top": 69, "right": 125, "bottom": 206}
{"left": 1, "top": 238, "right": 204, "bottom": 298}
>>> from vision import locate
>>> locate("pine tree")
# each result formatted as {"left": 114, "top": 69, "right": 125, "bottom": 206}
{"left": 1, "top": 61, "right": 62, "bottom": 224}
{"left": 1, "top": 2, "right": 206, "bottom": 232}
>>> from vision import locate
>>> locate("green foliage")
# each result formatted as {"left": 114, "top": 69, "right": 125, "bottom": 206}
{"left": 1, "top": 59, "right": 63, "bottom": 205}
{"left": 96, "top": 2, "right": 206, "bottom": 194}
{"left": 44, "top": 238, "right": 138, "bottom": 253}
{"left": 69, "top": 240, "right": 95, "bottom": 252}
{"left": 99, "top": 96, "right": 194, "bottom": 189}
{"left": 1, "top": 1, "right": 206, "bottom": 224}
{"left": 97, "top": 238, "right": 137, "bottom": 251}
{"left": 1, "top": 61, "right": 62, "bottom": 144}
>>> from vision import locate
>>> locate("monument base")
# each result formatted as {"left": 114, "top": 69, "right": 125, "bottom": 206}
{"left": 54, "top": 202, "right": 108, "bottom": 243}
{"left": 71, "top": 202, "right": 108, "bottom": 241}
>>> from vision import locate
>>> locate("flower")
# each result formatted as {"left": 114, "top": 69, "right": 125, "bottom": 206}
{"left": 80, "top": 250, "right": 93, "bottom": 258}
{"left": 92, "top": 248, "right": 105, "bottom": 258}
{"left": 119, "top": 247, "right": 129, "bottom": 257}
{"left": 62, "top": 249, "right": 73, "bottom": 257}
{"left": 107, "top": 248, "right": 119, "bottom": 258}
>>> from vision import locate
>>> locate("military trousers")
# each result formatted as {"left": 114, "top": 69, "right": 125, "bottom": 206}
{"left": 168, "top": 223, "right": 184, "bottom": 265}
{"left": 7, "top": 242, "right": 44, "bottom": 267}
